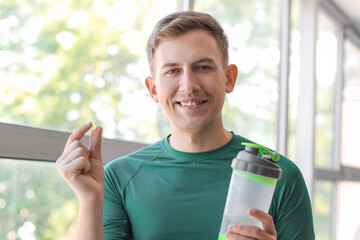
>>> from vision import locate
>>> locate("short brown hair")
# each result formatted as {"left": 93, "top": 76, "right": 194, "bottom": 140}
{"left": 146, "top": 11, "right": 229, "bottom": 75}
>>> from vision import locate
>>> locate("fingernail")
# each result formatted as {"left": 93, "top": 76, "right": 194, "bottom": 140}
{"left": 228, "top": 224, "right": 235, "bottom": 230}
{"left": 248, "top": 208, "right": 257, "bottom": 215}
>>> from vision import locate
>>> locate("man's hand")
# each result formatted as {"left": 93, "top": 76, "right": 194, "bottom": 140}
{"left": 225, "top": 209, "right": 277, "bottom": 240}
{"left": 56, "top": 121, "right": 104, "bottom": 203}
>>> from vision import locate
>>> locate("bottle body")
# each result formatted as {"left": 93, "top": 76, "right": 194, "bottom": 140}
{"left": 218, "top": 143, "right": 282, "bottom": 240}
{"left": 218, "top": 170, "right": 277, "bottom": 239}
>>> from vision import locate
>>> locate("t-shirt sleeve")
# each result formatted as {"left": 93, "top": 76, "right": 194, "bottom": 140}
{"left": 103, "top": 166, "right": 132, "bottom": 240}
{"left": 270, "top": 158, "right": 315, "bottom": 240}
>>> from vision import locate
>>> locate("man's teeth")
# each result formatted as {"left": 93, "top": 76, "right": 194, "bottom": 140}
{"left": 180, "top": 101, "right": 201, "bottom": 106}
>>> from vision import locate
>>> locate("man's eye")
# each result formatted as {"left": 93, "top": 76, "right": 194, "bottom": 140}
{"left": 198, "top": 65, "right": 212, "bottom": 71}
{"left": 165, "top": 69, "right": 177, "bottom": 75}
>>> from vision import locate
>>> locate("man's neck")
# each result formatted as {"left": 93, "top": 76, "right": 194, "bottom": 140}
{"left": 168, "top": 128, "right": 233, "bottom": 153}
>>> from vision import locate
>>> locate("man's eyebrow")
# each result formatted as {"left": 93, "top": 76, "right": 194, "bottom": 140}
{"left": 192, "top": 57, "right": 216, "bottom": 65}
{"left": 161, "top": 62, "right": 179, "bottom": 69}
{"left": 160, "top": 57, "right": 216, "bottom": 69}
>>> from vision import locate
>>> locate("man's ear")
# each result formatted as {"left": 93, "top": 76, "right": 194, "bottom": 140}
{"left": 145, "top": 76, "right": 159, "bottom": 103}
{"left": 225, "top": 64, "right": 238, "bottom": 93}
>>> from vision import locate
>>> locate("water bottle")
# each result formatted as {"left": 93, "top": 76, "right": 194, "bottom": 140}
{"left": 218, "top": 143, "right": 282, "bottom": 240}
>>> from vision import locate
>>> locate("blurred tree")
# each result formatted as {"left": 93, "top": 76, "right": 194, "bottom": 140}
{"left": 0, "top": 0, "right": 176, "bottom": 143}
{"left": 0, "top": 0, "right": 175, "bottom": 238}
{"left": 0, "top": 159, "right": 77, "bottom": 239}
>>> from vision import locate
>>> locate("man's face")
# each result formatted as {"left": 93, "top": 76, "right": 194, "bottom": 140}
{"left": 146, "top": 30, "right": 236, "bottom": 134}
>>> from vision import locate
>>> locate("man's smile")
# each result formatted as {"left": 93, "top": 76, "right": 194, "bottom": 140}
{"left": 176, "top": 100, "right": 208, "bottom": 107}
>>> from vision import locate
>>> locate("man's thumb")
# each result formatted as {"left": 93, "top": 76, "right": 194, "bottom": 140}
{"left": 89, "top": 126, "right": 103, "bottom": 160}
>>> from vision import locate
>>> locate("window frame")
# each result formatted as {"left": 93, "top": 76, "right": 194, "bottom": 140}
{"left": 0, "top": 122, "right": 147, "bottom": 164}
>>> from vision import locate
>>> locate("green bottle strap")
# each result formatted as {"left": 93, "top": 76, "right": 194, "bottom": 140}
{"left": 218, "top": 233, "right": 228, "bottom": 240}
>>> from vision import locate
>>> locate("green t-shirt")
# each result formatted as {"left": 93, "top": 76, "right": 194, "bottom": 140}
{"left": 103, "top": 134, "right": 315, "bottom": 240}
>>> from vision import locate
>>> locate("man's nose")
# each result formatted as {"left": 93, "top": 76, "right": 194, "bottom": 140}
{"left": 179, "top": 69, "right": 200, "bottom": 93}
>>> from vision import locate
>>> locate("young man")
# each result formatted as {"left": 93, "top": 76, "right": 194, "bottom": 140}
{"left": 56, "top": 11, "right": 315, "bottom": 240}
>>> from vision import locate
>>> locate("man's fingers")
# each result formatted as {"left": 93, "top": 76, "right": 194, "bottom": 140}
{"left": 248, "top": 209, "right": 276, "bottom": 236}
{"left": 61, "top": 156, "right": 91, "bottom": 178}
{"left": 227, "top": 224, "right": 273, "bottom": 240}
{"left": 61, "top": 140, "right": 90, "bottom": 161}
{"left": 63, "top": 146, "right": 90, "bottom": 164}
{"left": 89, "top": 126, "right": 103, "bottom": 160}
{"left": 226, "top": 224, "right": 251, "bottom": 239}
{"left": 69, "top": 156, "right": 91, "bottom": 173}
{"left": 65, "top": 122, "right": 92, "bottom": 149}
{"left": 224, "top": 210, "right": 277, "bottom": 240}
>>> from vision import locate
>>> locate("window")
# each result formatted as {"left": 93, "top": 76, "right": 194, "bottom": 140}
{"left": 0, "top": 1, "right": 176, "bottom": 239}
{"left": 337, "top": 181, "right": 360, "bottom": 239}
{"left": 314, "top": 180, "right": 332, "bottom": 240}
{"left": 194, "top": 0, "right": 280, "bottom": 149}
{"left": 0, "top": 0, "right": 176, "bottom": 144}
{"left": 0, "top": 159, "right": 77, "bottom": 240}
{"left": 289, "top": 2, "right": 360, "bottom": 239}
{"left": 315, "top": 11, "right": 337, "bottom": 170}
{"left": 287, "top": 0, "right": 301, "bottom": 161}
{"left": 342, "top": 39, "right": 360, "bottom": 169}
{"left": 3, "top": 0, "right": 360, "bottom": 239}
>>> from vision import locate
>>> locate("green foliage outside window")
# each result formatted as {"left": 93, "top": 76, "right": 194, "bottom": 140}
{"left": 0, "top": 159, "right": 77, "bottom": 239}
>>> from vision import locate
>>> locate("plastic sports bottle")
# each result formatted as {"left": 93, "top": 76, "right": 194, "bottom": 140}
{"left": 218, "top": 143, "right": 282, "bottom": 240}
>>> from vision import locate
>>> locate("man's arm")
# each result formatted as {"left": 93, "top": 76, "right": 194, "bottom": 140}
{"left": 77, "top": 197, "right": 104, "bottom": 240}
{"left": 103, "top": 164, "right": 133, "bottom": 239}
{"left": 56, "top": 122, "right": 104, "bottom": 240}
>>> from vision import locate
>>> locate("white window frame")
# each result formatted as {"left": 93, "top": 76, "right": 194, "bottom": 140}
{"left": 0, "top": 122, "right": 147, "bottom": 164}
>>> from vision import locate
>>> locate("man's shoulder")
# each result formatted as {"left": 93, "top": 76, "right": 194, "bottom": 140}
{"left": 105, "top": 139, "right": 165, "bottom": 168}
{"left": 274, "top": 154, "right": 309, "bottom": 204}
{"left": 103, "top": 139, "right": 166, "bottom": 187}
{"left": 277, "top": 155, "right": 303, "bottom": 180}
